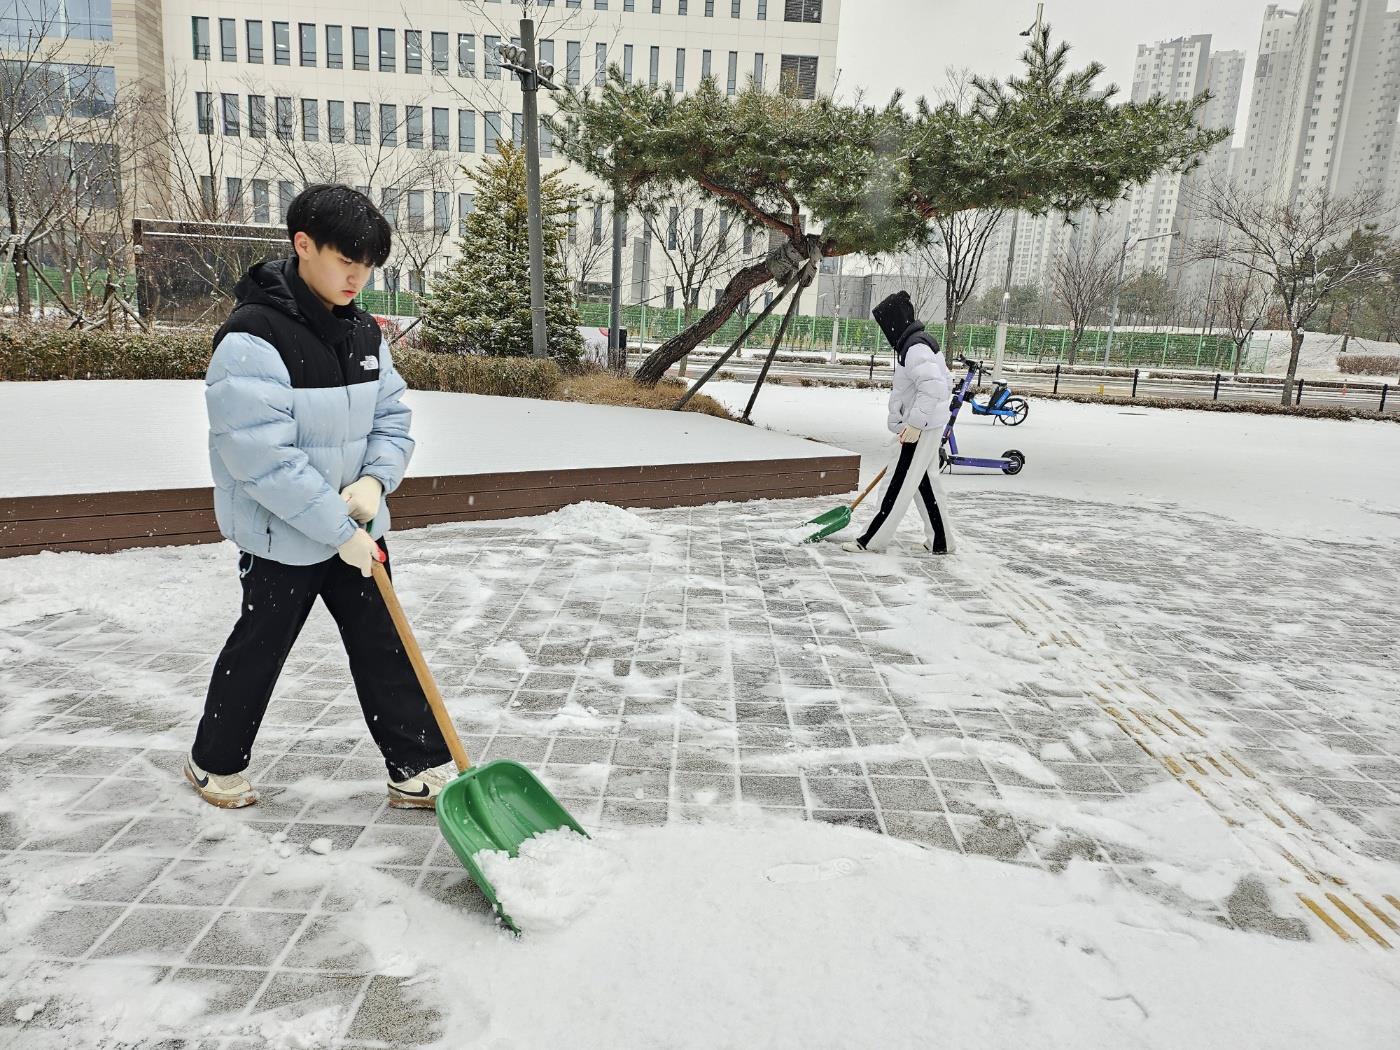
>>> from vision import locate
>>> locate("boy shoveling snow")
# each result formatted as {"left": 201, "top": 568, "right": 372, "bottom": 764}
{"left": 843, "top": 290, "right": 958, "bottom": 556}
{"left": 186, "top": 184, "right": 453, "bottom": 810}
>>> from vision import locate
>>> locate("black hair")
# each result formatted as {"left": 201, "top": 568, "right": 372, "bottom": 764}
{"left": 286, "top": 184, "right": 392, "bottom": 267}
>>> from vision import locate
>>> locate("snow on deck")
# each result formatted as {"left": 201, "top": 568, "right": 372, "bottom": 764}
{"left": 0, "top": 380, "right": 849, "bottom": 498}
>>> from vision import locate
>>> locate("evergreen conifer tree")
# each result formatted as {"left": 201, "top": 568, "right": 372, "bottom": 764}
{"left": 423, "top": 142, "right": 584, "bottom": 360}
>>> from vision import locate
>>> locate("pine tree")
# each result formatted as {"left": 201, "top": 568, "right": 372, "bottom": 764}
{"left": 423, "top": 142, "right": 583, "bottom": 360}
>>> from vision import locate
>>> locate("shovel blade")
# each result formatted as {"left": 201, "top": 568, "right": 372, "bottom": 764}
{"left": 801, "top": 505, "right": 852, "bottom": 543}
{"left": 436, "top": 760, "right": 587, "bottom": 931}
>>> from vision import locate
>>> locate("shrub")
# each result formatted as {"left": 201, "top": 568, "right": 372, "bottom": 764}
{"left": 393, "top": 348, "right": 561, "bottom": 399}
{"left": 1337, "top": 353, "right": 1400, "bottom": 377}
{"left": 0, "top": 325, "right": 210, "bottom": 380}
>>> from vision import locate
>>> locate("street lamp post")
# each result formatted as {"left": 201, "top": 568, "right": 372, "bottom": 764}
{"left": 498, "top": 21, "right": 558, "bottom": 358}
{"left": 992, "top": 2, "right": 1045, "bottom": 381}
{"left": 1104, "top": 226, "right": 1176, "bottom": 365}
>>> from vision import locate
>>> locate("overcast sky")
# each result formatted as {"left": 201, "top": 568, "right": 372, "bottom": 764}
{"left": 835, "top": 0, "right": 1269, "bottom": 143}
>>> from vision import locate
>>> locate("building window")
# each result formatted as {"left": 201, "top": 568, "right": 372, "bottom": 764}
{"left": 705, "top": 0, "right": 714, "bottom": 13}
{"left": 195, "top": 91, "right": 213, "bottom": 134}
{"left": 596, "top": 0, "right": 608, "bottom": 8}
{"left": 726, "top": 50, "right": 737, "bottom": 94}
{"left": 566, "top": 41, "right": 580, "bottom": 86}
{"left": 435, "top": 190, "right": 451, "bottom": 233}
{"left": 302, "top": 98, "right": 318, "bottom": 140}
{"left": 406, "top": 105, "right": 423, "bottom": 147}
{"left": 380, "top": 190, "right": 400, "bottom": 229}
{"left": 652, "top": 0, "right": 661, "bottom": 12}
{"left": 219, "top": 18, "right": 236, "bottom": 61}
{"left": 354, "top": 102, "right": 371, "bottom": 144}
{"left": 485, "top": 35, "right": 501, "bottom": 78}
{"left": 458, "top": 109, "right": 476, "bottom": 151}
{"left": 675, "top": 48, "right": 685, "bottom": 91}
{"left": 379, "top": 28, "right": 395, "bottom": 72}
{"left": 246, "top": 20, "right": 263, "bottom": 62}
{"left": 625, "top": 0, "right": 635, "bottom": 9}
{"left": 484, "top": 111, "right": 501, "bottom": 153}
{"left": 784, "top": 0, "right": 821, "bottom": 22}
{"left": 458, "top": 33, "right": 476, "bottom": 76}
{"left": 406, "top": 30, "right": 422, "bottom": 74}
{"left": 541, "top": 38, "right": 555, "bottom": 68}
{"left": 758, "top": 0, "right": 767, "bottom": 14}
{"left": 731, "top": 0, "right": 741, "bottom": 14}
{"left": 667, "top": 206, "right": 679, "bottom": 249}
{"left": 779, "top": 54, "right": 818, "bottom": 98}
{"left": 432, "top": 107, "right": 448, "bottom": 149}
{"left": 541, "top": 122, "right": 554, "bottom": 157}
{"left": 596, "top": 43, "right": 607, "bottom": 86}
{"left": 328, "top": 100, "right": 345, "bottom": 142}
{"left": 649, "top": 46, "right": 659, "bottom": 86}
{"left": 624, "top": 44, "right": 634, "bottom": 82}
{"left": 199, "top": 175, "right": 215, "bottom": 214}
{"left": 353, "top": 26, "right": 369, "bottom": 70}
{"left": 702, "top": 49, "right": 711, "bottom": 79}
{"left": 512, "top": 112, "right": 523, "bottom": 146}
{"left": 408, "top": 190, "right": 425, "bottom": 231}
{"left": 299, "top": 23, "right": 316, "bottom": 66}
{"left": 432, "top": 32, "right": 448, "bottom": 73}
{"left": 252, "top": 179, "right": 270, "bottom": 223}
{"left": 226, "top": 178, "right": 243, "bottom": 220}
{"left": 278, "top": 181, "right": 295, "bottom": 222}
{"left": 753, "top": 52, "right": 763, "bottom": 86}
{"left": 458, "top": 192, "right": 475, "bottom": 237}
{"left": 380, "top": 103, "right": 397, "bottom": 145}
{"left": 679, "top": 0, "right": 688, "bottom": 12}
{"left": 273, "top": 21, "right": 290, "bottom": 65}
{"left": 221, "top": 92, "right": 239, "bottom": 135}
{"left": 192, "top": 17, "right": 210, "bottom": 60}
{"left": 593, "top": 204, "right": 604, "bottom": 245}
{"left": 275, "top": 96, "right": 294, "bottom": 139}
{"left": 248, "top": 95, "right": 266, "bottom": 138}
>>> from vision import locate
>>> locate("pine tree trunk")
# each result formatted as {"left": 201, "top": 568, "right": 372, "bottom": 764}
{"left": 1280, "top": 327, "right": 1305, "bottom": 405}
{"left": 635, "top": 260, "right": 775, "bottom": 386}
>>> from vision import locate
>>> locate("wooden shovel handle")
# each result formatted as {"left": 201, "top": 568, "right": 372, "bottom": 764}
{"left": 849, "top": 467, "right": 888, "bottom": 513}
{"left": 370, "top": 555, "right": 472, "bottom": 774}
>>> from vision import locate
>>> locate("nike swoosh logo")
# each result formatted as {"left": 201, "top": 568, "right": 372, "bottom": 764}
{"left": 391, "top": 783, "right": 431, "bottom": 797}
{"left": 189, "top": 765, "right": 209, "bottom": 788}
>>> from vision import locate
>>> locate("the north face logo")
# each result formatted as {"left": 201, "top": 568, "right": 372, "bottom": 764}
{"left": 361, "top": 356, "right": 379, "bottom": 371}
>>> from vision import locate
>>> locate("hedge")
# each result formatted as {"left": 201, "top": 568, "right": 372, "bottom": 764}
{"left": 0, "top": 324, "right": 562, "bottom": 399}
{"left": 1337, "top": 354, "right": 1400, "bottom": 378}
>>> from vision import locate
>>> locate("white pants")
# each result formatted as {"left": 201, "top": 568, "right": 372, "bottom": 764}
{"left": 858, "top": 432, "right": 957, "bottom": 553}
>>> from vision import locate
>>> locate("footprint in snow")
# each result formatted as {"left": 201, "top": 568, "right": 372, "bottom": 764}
{"left": 763, "top": 857, "right": 864, "bottom": 884}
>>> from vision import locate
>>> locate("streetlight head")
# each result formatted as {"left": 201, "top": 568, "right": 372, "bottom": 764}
{"left": 499, "top": 43, "right": 523, "bottom": 65}
{"left": 538, "top": 61, "right": 555, "bottom": 80}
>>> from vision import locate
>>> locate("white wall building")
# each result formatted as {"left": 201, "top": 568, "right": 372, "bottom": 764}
{"left": 148, "top": 0, "right": 841, "bottom": 300}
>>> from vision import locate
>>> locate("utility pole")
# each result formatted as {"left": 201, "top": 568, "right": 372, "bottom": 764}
{"left": 499, "top": 21, "right": 558, "bottom": 358}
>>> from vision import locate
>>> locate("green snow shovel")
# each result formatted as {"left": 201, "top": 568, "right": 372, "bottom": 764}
{"left": 798, "top": 467, "right": 888, "bottom": 544}
{"left": 369, "top": 544, "right": 586, "bottom": 933}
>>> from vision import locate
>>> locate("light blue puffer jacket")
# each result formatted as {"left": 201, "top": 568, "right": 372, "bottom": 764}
{"left": 205, "top": 259, "right": 414, "bottom": 565}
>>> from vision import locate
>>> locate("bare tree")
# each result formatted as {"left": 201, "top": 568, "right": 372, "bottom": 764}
{"left": 0, "top": 17, "right": 126, "bottom": 322}
{"left": 559, "top": 197, "right": 613, "bottom": 292}
{"left": 1051, "top": 226, "right": 1119, "bottom": 364}
{"left": 1193, "top": 181, "right": 1398, "bottom": 403}
{"left": 641, "top": 186, "right": 755, "bottom": 331}
{"left": 919, "top": 209, "right": 1002, "bottom": 355}
{"left": 1217, "top": 271, "right": 1271, "bottom": 375}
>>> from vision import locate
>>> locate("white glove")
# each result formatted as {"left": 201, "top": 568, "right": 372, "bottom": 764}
{"left": 898, "top": 425, "right": 922, "bottom": 444}
{"left": 338, "top": 529, "right": 383, "bottom": 578}
{"left": 341, "top": 476, "right": 383, "bottom": 524}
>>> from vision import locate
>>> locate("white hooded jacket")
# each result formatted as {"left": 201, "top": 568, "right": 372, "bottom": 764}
{"left": 886, "top": 334, "right": 955, "bottom": 436}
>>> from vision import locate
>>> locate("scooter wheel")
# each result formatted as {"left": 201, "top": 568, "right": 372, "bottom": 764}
{"left": 1002, "top": 399, "right": 1029, "bottom": 426}
{"left": 1001, "top": 450, "right": 1025, "bottom": 475}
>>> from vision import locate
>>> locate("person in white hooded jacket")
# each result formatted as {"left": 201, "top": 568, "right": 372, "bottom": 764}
{"left": 844, "top": 290, "right": 958, "bottom": 555}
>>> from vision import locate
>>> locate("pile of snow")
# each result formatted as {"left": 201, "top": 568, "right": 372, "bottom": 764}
{"left": 536, "top": 501, "right": 671, "bottom": 541}
{"left": 476, "top": 827, "right": 624, "bottom": 931}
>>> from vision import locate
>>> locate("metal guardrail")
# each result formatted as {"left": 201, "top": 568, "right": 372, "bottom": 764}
{"left": 636, "top": 351, "right": 1398, "bottom": 416}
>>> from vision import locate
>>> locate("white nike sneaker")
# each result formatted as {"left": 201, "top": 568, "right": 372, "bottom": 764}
{"left": 840, "top": 540, "right": 867, "bottom": 553}
{"left": 387, "top": 762, "right": 457, "bottom": 809}
{"left": 184, "top": 754, "right": 257, "bottom": 809}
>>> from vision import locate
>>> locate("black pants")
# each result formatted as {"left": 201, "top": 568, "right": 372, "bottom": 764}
{"left": 192, "top": 542, "right": 450, "bottom": 781}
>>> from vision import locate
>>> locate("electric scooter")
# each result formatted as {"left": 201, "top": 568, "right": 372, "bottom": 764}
{"left": 940, "top": 360, "right": 1026, "bottom": 475}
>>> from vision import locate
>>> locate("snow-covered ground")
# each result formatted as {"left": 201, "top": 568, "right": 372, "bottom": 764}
{"left": 708, "top": 380, "right": 1400, "bottom": 542}
{"left": 0, "top": 381, "right": 844, "bottom": 498}
{"left": 2, "top": 386, "right": 1399, "bottom": 1048}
